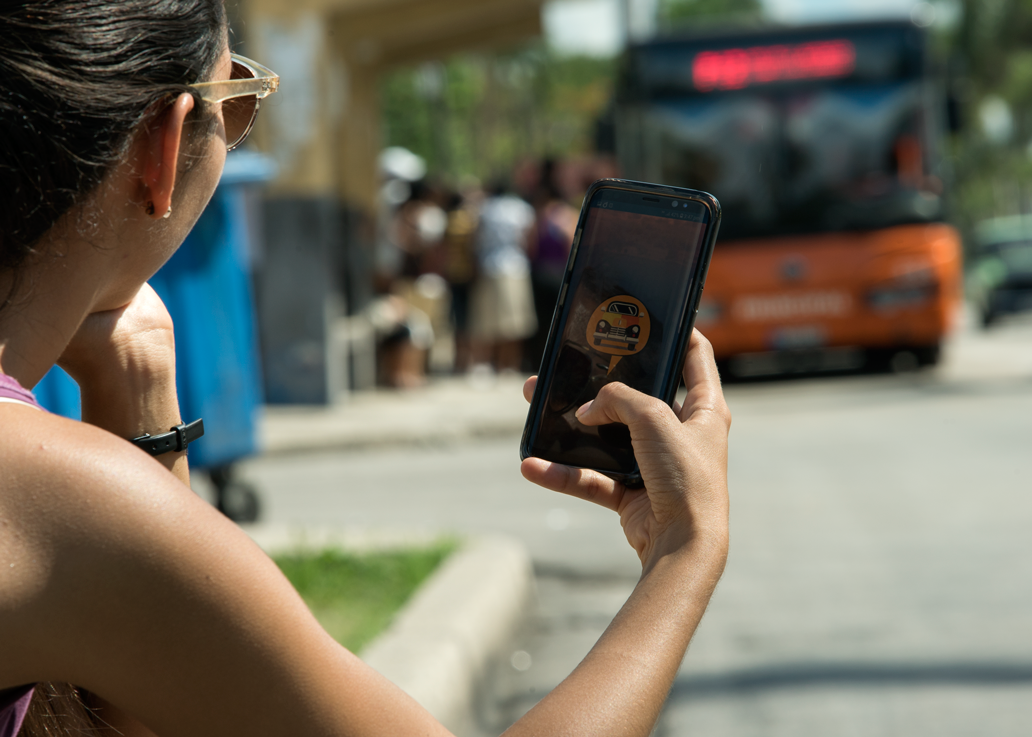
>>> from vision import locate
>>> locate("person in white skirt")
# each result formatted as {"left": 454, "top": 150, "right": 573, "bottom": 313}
{"left": 470, "top": 182, "right": 538, "bottom": 372}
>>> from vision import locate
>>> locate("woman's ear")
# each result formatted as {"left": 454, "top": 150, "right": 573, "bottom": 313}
{"left": 140, "top": 93, "right": 195, "bottom": 219}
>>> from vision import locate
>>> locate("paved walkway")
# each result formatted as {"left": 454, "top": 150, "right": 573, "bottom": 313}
{"left": 259, "top": 372, "right": 530, "bottom": 455}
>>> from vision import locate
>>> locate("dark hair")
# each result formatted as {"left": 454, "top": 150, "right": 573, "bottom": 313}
{"left": 0, "top": 0, "right": 227, "bottom": 290}
{"left": 20, "top": 683, "right": 99, "bottom": 736}
{"left": 486, "top": 177, "right": 511, "bottom": 198}
{"left": 539, "top": 158, "right": 563, "bottom": 202}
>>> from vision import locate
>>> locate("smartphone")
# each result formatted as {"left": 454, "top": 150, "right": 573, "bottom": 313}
{"left": 520, "top": 179, "right": 721, "bottom": 487}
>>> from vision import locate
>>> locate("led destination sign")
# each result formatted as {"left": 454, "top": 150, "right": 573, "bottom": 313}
{"left": 691, "top": 39, "right": 856, "bottom": 92}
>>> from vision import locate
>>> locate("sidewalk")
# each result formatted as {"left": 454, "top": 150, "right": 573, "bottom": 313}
{"left": 258, "top": 315, "right": 1032, "bottom": 458}
{"left": 259, "top": 372, "right": 531, "bottom": 455}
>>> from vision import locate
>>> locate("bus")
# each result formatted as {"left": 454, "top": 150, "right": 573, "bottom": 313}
{"left": 615, "top": 20, "right": 962, "bottom": 377}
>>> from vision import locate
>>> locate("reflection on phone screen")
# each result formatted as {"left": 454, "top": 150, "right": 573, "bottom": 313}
{"left": 528, "top": 188, "right": 710, "bottom": 475}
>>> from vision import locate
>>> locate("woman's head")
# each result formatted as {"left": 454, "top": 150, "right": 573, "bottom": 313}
{"left": 0, "top": 0, "right": 227, "bottom": 293}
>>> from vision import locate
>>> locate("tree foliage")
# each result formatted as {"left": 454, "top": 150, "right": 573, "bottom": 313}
{"left": 941, "top": 0, "right": 1032, "bottom": 239}
{"left": 380, "top": 46, "right": 614, "bottom": 184}
{"left": 658, "top": 0, "right": 763, "bottom": 28}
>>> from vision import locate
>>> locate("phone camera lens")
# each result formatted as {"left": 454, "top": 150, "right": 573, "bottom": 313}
{"left": 671, "top": 200, "right": 679, "bottom": 207}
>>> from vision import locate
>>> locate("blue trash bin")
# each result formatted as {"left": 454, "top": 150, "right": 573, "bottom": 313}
{"left": 33, "top": 364, "right": 81, "bottom": 421}
{"left": 34, "top": 151, "right": 276, "bottom": 521}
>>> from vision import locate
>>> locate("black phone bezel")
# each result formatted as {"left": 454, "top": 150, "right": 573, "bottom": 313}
{"left": 519, "top": 178, "right": 722, "bottom": 487}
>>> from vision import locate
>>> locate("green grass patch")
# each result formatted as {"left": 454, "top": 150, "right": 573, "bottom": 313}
{"left": 274, "top": 540, "right": 457, "bottom": 653}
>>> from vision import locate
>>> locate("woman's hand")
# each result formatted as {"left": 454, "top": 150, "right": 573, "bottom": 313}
{"left": 58, "top": 283, "right": 176, "bottom": 390}
{"left": 521, "top": 329, "right": 730, "bottom": 570}
{"left": 58, "top": 284, "right": 187, "bottom": 479}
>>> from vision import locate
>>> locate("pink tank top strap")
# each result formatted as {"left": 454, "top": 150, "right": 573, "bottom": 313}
{"left": 0, "top": 685, "right": 34, "bottom": 737}
{"left": 0, "top": 373, "right": 43, "bottom": 411}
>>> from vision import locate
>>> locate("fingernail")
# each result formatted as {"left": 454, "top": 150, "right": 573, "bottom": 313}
{"left": 575, "top": 400, "right": 593, "bottom": 417}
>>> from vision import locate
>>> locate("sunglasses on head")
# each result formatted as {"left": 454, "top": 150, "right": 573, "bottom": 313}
{"left": 189, "top": 53, "right": 279, "bottom": 151}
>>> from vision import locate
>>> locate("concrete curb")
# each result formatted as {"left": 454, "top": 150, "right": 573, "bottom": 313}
{"left": 362, "top": 536, "right": 535, "bottom": 735}
{"left": 243, "top": 525, "right": 535, "bottom": 736}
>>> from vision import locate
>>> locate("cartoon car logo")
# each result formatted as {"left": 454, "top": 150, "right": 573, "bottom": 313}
{"left": 585, "top": 296, "right": 650, "bottom": 377}
{"left": 593, "top": 301, "right": 643, "bottom": 351}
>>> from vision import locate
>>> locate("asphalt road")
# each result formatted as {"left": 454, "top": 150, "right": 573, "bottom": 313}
{"left": 237, "top": 313, "right": 1032, "bottom": 736}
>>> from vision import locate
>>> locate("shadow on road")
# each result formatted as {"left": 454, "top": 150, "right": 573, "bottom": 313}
{"left": 671, "top": 660, "right": 1032, "bottom": 699}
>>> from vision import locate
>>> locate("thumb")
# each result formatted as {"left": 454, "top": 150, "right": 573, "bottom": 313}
{"left": 575, "top": 382, "right": 677, "bottom": 436}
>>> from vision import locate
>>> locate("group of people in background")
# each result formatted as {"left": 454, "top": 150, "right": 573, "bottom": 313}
{"left": 372, "top": 155, "right": 614, "bottom": 388}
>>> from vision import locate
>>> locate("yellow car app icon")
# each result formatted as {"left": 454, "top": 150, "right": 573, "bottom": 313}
{"left": 586, "top": 295, "right": 651, "bottom": 373}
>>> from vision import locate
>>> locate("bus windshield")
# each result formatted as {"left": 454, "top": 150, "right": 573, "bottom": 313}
{"left": 617, "top": 21, "right": 945, "bottom": 241}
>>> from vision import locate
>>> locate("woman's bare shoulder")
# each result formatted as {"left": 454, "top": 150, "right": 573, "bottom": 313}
{"left": 0, "top": 406, "right": 305, "bottom": 688}
{"left": 0, "top": 405, "right": 455, "bottom": 736}
{"left": 0, "top": 405, "right": 233, "bottom": 651}
{"left": 0, "top": 404, "right": 452, "bottom": 737}
{"left": 0, "top": 403, "right": 200, "bottom": 544}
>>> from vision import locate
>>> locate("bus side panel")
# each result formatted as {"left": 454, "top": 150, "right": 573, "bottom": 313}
{"left": 695, "top": 223, "right": 963, "bottom": 359}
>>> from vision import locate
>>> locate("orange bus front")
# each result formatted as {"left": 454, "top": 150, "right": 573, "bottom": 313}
{"left": 697, "top": 224, "right": 962, "bottom": 373}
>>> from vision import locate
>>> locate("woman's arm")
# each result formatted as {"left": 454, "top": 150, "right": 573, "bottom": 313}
{"left": 3, "top": 320, "right": 727, "bottom": 737}
{"left": 508, "top": 329, "right": 730, "bottom": 735}
{"left": 509, "top": 538, "right": 724, "bottom": 735}
{"left": 58, "top": 284, "right": 189, "bottom": 484}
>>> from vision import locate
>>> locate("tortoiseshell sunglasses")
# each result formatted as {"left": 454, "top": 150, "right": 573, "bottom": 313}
{"left": 190, "top": 53, "right": 279, "bottom": 151}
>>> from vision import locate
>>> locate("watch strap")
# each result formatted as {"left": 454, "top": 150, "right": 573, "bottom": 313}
{"left": 129, "top": 418, "right": 204, "bottom": 456}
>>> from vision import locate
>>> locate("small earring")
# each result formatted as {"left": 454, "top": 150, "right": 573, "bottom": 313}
{"left": 163, "top": 206, "right": 172, "bottom": 219}
{"left": 145, "top": 201, "right": 156, "bottom": 216}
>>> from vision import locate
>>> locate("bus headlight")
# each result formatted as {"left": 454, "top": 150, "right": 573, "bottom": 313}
{"left": 867, "top": 269, "right": 938, "bottom": 311}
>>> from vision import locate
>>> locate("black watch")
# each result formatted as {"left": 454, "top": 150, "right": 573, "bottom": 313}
{"left": 129, "top": 419, "right": 204, "bottom": 456}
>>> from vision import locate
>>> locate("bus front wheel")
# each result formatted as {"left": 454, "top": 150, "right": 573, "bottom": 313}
{"left": 913, "top": 343, "right": 941, "bottom": 367}
{"left": 869, "top": 344, "right": 941, "bottom": 373}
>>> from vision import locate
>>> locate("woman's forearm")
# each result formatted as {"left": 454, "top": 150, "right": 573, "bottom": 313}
{"left": 78, "top": 362, "right": 190, "bottom": 484}
{"left": 57, "top": 285, "right": 190, "bottom": 484}
{"left": 504, "top": 532, "right": 728, "bottom": 737}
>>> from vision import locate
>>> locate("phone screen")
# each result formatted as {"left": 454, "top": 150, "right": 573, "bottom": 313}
{"left": 524, "top": 187, "right": 712, "bottom": 474}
